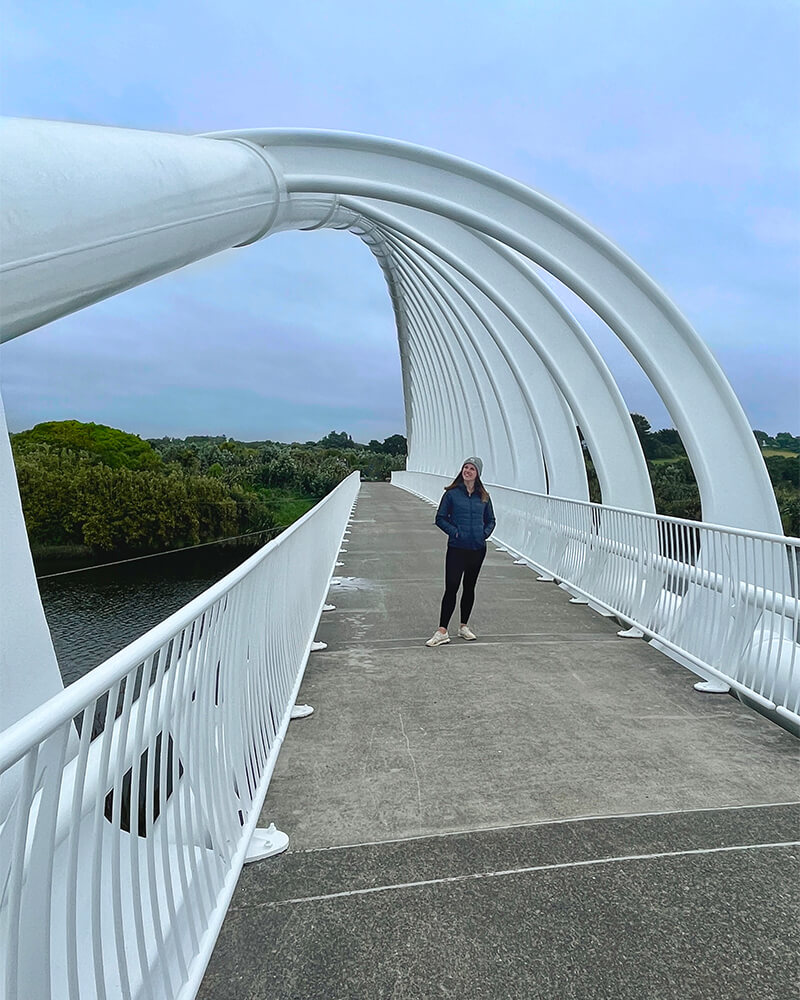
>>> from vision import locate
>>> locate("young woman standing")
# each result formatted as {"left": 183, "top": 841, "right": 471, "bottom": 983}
{"left": 426, "top": 457, "right": 496, "bottom": 646}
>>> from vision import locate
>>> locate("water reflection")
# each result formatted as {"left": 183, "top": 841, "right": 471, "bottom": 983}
{"left": 38, "top": 543, "right": 262, "bottom": 687}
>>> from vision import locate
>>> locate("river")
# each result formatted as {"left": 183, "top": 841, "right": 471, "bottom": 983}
{"left": 38, "top": 542, "right": 262, "bottom": 687}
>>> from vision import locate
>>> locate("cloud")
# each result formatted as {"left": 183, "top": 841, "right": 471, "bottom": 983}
{"left": 1, "top": 0, "right": 797, "bottom": 438}
{"left": 1, "top": 230, "right": 406, "bottom": 439}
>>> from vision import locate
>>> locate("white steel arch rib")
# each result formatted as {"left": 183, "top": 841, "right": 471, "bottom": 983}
{"left": 3, "top": 118, "right": 775, "bottom": 526}
{"left": 206, "top": 128, "right": 778, "bottom": 532}
{"left": 0, "top": 116, "right": 782, "bottom": 556}
{"left": 352, "top": 204, "right": 650, "bottom": 506}
{"left": 381, "top": 226, "right": 566, "bottom": 493}
{"left": 379, "top": 231, "right": 524, "bottom": 486}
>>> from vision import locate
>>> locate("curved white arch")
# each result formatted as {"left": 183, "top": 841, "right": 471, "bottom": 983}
{"left": 378, "top": 233, "right": 527, "bottom": 485}
{"left": 350, "top": 203, "right": 651, "bottom": 506}
{"left": 380, "top": 224, "right": 579, "bottom": 494}
{"left": 211, "top": 128, "right": 777, "bottom": 532}
{"left": 0, "top": 117, "right": 782, "bottom": 726}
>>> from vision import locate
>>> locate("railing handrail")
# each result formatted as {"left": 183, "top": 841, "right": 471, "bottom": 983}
{"left": 483, "top": 479, "right": 799, "bottom": 547}
{"left": 0, "top": 472, "right": 360, "bottom": 775}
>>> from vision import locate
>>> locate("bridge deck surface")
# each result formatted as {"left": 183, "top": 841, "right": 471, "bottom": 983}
{"left": 200, "top": 483, "right": 799, "bottom": 1000}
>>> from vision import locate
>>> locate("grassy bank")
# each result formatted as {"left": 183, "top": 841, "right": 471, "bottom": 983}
{"left": 257, "top": 489, "right": 317, "bottom": 529}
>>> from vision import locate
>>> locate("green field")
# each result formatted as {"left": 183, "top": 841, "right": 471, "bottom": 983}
{"left": 650, "top": 448, "right": 798, "bottom": 464}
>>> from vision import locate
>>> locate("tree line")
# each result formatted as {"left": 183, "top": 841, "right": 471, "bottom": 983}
{"left": 11, "top": 421, "right": 407, "bottom": 559}
{"left": 10, "top": 416, "right": 798, "bottom": 561}
{"left": 584, "top": 415, "right": 799, "bottom": 534}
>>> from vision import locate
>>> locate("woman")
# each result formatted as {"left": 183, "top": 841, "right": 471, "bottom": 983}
{"left": 426, "top": 457, "right": 496, "bottom": 646}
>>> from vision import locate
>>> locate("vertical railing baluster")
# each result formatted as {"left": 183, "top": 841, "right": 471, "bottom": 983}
{"left": 4, "top": 749, "right": 39, "bottom": 1000}
{"left": 183, "top": 610, "right": 220, "bottom": 920}
{"left": 65, "top": 705, "right": 95, "bottom": 999}
{"left": 156, "top": 635, "right": 190, "bottom": 983}
{"left": 788, "top": 542, "right": 800, "bottom": 716}
{"left": 169, "top": 624, "right": 204, "bottom": 955}
{"left": 143, "top": 643, "right": 173, "bottom": 998}
{"left": 739, "top": 533, "right": 755, "bottom": 691}
{"left": 762, "top": 539, "right": 778, "bottom": 702}
{"left": 127, "top": 657, "right": 155, "bottom": 1000}
{"left": 108, "top": 668, "right": 136, "bottom": 1000}
{"left": 753, "top": 540, "right": 773, "bottom": 694}
{"left": 90, "top": 680, "right": 123, "bottom": 1000}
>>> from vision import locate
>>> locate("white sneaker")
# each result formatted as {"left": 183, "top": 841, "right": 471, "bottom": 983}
{"left": 458, "top": 625, "right": 477, "bottom": 640}
{"left": 425, "top": 630, "right": 451, "bottom": 647}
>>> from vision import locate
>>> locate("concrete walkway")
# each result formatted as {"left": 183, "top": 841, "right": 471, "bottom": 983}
{"left": 200, "top": 483, "right": 799, "bottom": 1000}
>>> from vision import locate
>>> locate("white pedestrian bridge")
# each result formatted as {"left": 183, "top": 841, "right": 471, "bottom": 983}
{"left": 0, "top": 118, "right": 797, "bottom": 999}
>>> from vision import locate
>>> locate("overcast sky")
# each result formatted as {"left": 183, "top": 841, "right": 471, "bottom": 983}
{"left": 1, "top": 0, "right": 798, "bottom": 442}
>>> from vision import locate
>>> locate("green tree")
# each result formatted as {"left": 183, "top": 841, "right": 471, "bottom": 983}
{"left": 775, "top": 432, "right": 800, "bottom": 453}
{"left": 775, "top": 489, "right": 800, "bottom": 535}
{"left": 753, "top": 430, "right": 774, "bottom": 448}
{"left": 651, "top": 428, "right": 685, "bottom": 457}
{"left": 382, "top": 434, "right": 408, "bottom": 455}
{"left": 318, "top": 430, "right": 357, "bottom": 450}
{"left": 764, "top": 455, "right": 800, "bottom": 488}
{"left": 265, "top": 452, "right": 299, "bottom": 489}
{"left": 13, "top": 420, "right": 161, "bottom": 470}
{"left": 649, "top": 459, "right": 701, "bottom": 520}
{"left": 630, "top": 413, "right": 652, "bottom": 440}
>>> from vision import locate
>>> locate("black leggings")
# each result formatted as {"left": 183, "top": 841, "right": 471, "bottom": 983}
{"left": 439, "top": 546, "right": 487, "bottom": 629}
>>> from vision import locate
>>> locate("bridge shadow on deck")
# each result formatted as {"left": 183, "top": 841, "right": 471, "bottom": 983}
{"left": 200, "top": 483, "right": 799, "bottom": 1000}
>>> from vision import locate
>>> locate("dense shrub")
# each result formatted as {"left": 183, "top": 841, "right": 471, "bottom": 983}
{"left": 11, "top": 421, "right": 407, "bottom": 557}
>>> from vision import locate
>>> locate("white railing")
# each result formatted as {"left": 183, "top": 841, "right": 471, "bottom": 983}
{"left": 0, "top": 471, "right": 360, "bottom": 1000}
{"left": 393, "top": 471, "right": 800, "bottom": 728}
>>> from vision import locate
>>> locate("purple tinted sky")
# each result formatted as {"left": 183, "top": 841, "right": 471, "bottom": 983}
{"left": 1, "top": 0, "right": 798, "bottom": 441}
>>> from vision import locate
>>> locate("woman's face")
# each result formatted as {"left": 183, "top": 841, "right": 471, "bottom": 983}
{"left": 462, "top": 463, "right": 478, "bottom": 483}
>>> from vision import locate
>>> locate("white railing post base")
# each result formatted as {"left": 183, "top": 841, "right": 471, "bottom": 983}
{"left": 311, "top": 640, "right": 328, "bottom": 651}
{"left": 618, "top": 626, "right": 645, "bottom": 638}
{"left": 323, "top": 603, "right": 336, "bottom": 611}
{"left": 569, "top": 597, "right": 589, "bottom": 605}
{"left": 537, "top": 574, "right": 555, "bottom": 582}
{"left": 514, "top": 558, "right": 528, "bottom": 565}
{"left": 245, "top": 824, "right": 289, "bottom": 864}
{"left": 290, "top": 704, "right": 314, "bottom": 719}
{"left": 694, "top": 680, "right": 732, "bottom": 694}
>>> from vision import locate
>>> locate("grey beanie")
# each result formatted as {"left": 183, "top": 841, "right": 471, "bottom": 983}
{"left": 461, "top": 456, "right": 483, "bottom": 477}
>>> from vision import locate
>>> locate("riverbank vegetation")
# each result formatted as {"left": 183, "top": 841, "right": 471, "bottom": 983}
{"left": 11, "top": 416, "right": 799, "bottom": 564}
{"left": 584, "top": 416, "right": 799, "bottom": 534}
{"left": 11, "top": 421, "right": 407, "bottom": 562}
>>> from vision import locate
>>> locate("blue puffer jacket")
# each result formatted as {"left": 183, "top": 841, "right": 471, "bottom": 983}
{"left": 435, "top": 484, "right": 496, "bottom": 550}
